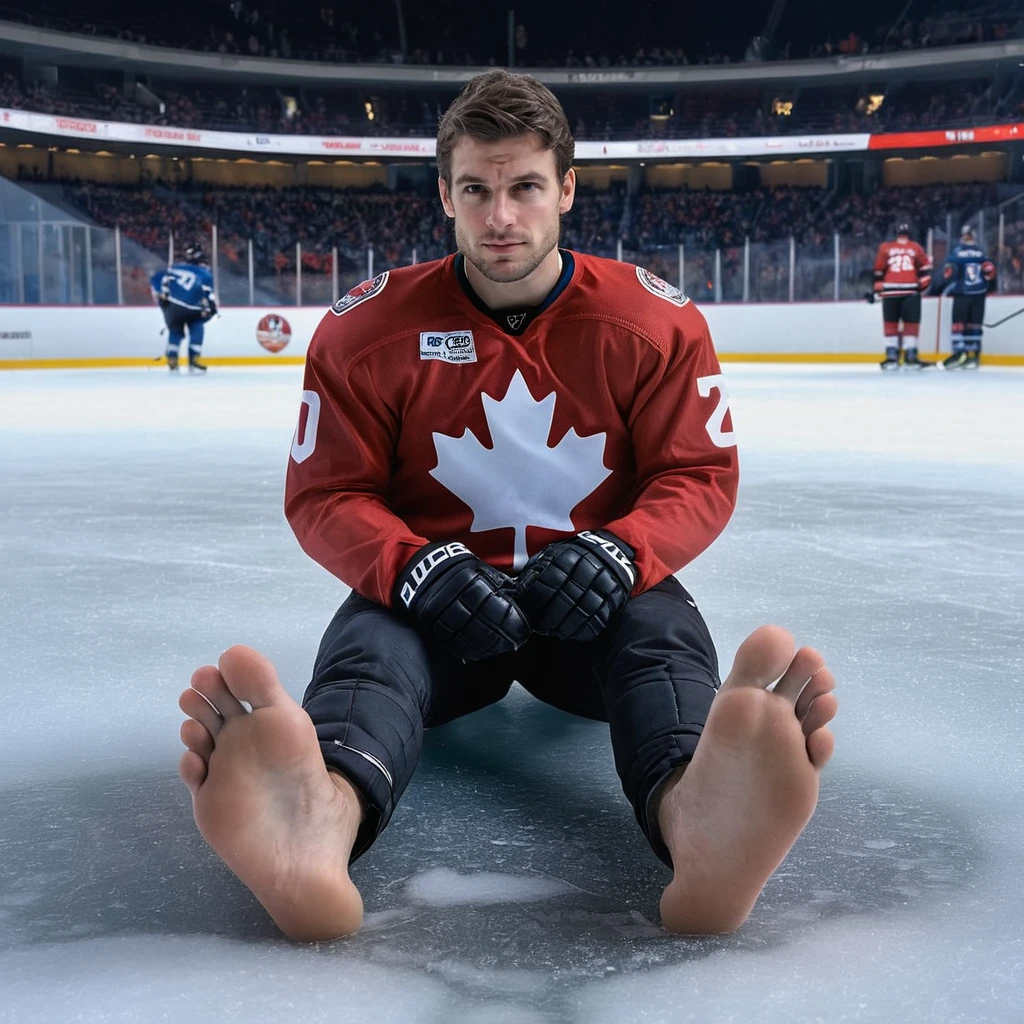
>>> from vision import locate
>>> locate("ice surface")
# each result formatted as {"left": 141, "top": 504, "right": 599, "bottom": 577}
{"left": 1, "top": 363, "right": 1022, "bottom": 1022}
{"left": 403, "top": 868, "right": 576, "bottom": 906}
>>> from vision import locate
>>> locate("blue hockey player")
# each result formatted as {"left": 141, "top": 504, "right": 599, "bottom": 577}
{"left": 150, "top": 244, "right": 218, "bottom": 373}
{"left": 940, "top": 225, "right": 996, "bottom": 370}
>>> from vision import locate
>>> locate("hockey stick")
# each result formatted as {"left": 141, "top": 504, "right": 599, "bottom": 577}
{"left": 152, "top": 325, "right": 168, "bottom": 362}
{"left": 152, "top": 311, "right": 220, "bottom": 362}
{"left": 983, "top": 304, "right": 1024, "bottom": 329}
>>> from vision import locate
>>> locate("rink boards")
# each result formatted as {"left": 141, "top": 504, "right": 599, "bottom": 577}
{"left": 1, "top": 294, "right": 1023, "bottom": 368}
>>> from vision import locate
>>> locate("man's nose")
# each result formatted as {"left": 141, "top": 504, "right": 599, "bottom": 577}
{"left": 486, "top": 192, "right": 515, "bottom": 229}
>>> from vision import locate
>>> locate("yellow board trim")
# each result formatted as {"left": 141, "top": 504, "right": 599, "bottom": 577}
{"left": 2, "top": 353, "right": 1023, "bottom": 370}
{"left": 0, "top": 356, "right": 307, "bottom": 370}
{"left": 717, "top": 352, "right": 1024, "bottom": 365}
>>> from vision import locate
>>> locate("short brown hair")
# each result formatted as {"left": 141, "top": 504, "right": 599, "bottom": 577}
{"left": 436, "top": 69, "right": 575, "bottom": 186}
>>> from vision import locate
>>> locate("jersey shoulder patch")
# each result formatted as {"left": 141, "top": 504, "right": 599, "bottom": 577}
{"left": 635, "top": 266, "right": 689, "bottom": 307}
{"left": 330, "top": 271, "right": 390, "bottom": 317}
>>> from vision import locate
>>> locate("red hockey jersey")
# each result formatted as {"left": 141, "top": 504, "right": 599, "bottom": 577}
{"left": 873, "top": 240, "right": 932, "bottom": 297}
{"left": 284, "top": 251, "right": 739, "bottom": 606}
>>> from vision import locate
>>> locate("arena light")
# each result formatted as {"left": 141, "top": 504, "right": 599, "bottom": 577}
{"left": 649, "top": 94, "right": 673, "bottom": 121}
{"left": 858, "top": 93, "right": 885, "bottom": 115}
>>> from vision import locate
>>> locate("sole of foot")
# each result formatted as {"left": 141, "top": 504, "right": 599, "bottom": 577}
{"left": 658, "top": 624, "right": 838, "bottom": 934}
{"left": 178, "top": 645, "right": 365, "bottom": 941}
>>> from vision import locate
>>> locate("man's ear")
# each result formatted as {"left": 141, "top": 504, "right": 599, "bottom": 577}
{"left": 438, "top": 177, "right": 455, "bottom": 219}
{"left": 559, "top": 167, "right": 576, "bottom": 215}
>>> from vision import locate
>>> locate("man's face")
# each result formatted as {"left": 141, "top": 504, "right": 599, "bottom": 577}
{"left": 438, "top": 133, "right": 575, "bottom": 286}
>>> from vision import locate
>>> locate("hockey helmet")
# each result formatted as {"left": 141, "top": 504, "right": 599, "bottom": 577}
{"left": 184, "top": 243, "right": 207, "bottom": 264}
{"left": 959, "top": 224, "right": 975, "bottom": 241}
{"left": 896, "top": 222, "right": 911, "bottom": 237}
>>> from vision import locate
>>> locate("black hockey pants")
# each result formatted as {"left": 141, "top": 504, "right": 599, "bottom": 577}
{"left": 302, "top": 575, "right": 721, "bottom": 868}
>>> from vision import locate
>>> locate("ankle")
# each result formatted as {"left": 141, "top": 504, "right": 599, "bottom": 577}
{"left": 327, "top": 768, "right": 367, "bottom": 823}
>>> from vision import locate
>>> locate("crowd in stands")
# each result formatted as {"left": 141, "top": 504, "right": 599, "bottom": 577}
{"left": 2, "top": 0, "right": 1022, "bottom": 69}
{"left": 806, "top": 6, "right": 1024, "bottom": 59}
{"left": 57, "top": 179, "right": 1004, "bottom": 285}
{"left": 2, "top": 71, "right": 1022, "bottom": 144}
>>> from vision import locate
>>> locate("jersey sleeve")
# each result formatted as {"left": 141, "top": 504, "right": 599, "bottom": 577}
{"left": 603, "top": 307, "right": 739, "bottom": 593}
{"left": 914, "top": 244, "right": 933, "bottom": 289}
{"left": 873, "top": 244, "right": 888, "bottom": 281}
{"left": 284, "top": 315, "right": 429, "bottom": 606}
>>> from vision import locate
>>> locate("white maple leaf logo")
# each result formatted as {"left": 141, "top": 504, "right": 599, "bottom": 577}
{"left": 430, "top": 370, "right": 612, "bottom": 569}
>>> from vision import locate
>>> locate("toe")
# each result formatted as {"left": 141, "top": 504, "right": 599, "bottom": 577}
{"left": 801, "top": 691, "right": 839, "bottom": 737}
{"left": 191, "top": 665, "right": 247, "bottom": 718}
{"left": 795, "top": 666, "right": 836, "bottom": 720}
{"left": 217, "top": 645, "right": 288, "bottom": 709}
{"left": 806, "top": 724, "right": 836, "bottom": 769}
{"left": 178, "top": 749, "right": 207, "bottom": 796}
{"left": 721, "top": 625, "right": 796, "bottom": 691}
{"left": 772, "top": 647, "right": 827, "bottom": 703}
{"left": 179, "top": 686, "right": 225, "bottom": 738}
{"left": 180, "top": 717, "right": 214, "bottom": 761}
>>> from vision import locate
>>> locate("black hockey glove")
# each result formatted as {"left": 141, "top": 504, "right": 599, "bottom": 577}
{"left": 513, "top": 530, "right": 636, "bottom": 642}
{"left": 863, "top": 290, "right": 875, "bottom": 305}
{"left": 393, "top": 541, "right": 530, "bottom": 662}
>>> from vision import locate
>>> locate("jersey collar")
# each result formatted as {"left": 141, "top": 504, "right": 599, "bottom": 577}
{"left": 455, "top": 250, "right": 575, "bottom": 336}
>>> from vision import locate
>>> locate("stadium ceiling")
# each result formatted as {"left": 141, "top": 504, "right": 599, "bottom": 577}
{"left": 1, "top": 20, "right": 1023, "bottom": 89}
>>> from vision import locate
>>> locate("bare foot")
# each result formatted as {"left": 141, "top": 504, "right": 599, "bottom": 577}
{"left": 178, "top": 645, "right": 365, "bottom": 941}
{"left": 657, "top": 625, "right": 838, "bottom": 934}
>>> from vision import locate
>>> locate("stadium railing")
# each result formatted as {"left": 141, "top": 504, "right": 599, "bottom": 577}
{"left": 8, "top": 221, "right": 1020, "bottom": 307}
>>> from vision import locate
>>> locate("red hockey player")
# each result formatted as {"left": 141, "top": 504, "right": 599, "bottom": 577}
{"left": 869, "top": 222, "right": 933, "bottom": 370}
{"left": 177, "top": 68, "right": 838, "bottom": 945}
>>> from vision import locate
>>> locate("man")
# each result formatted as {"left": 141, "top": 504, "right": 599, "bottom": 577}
{"left": 177, "top": 69, "right": 838, "bottom": 942}
{"left": 868, "top": 222, "right": 933, "bottom": 370}
{"left": 940, "top": 224, "right": 996, "bottom": 369}
{"left": 150, "top": 243, "right": 217, "bottom": 373}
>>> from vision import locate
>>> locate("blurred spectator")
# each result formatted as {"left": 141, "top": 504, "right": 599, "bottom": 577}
{"left": 54, "top": 179, "right": 1004, "bottom": 289}
{"left": 0, "top": 1, "right": 1019, "bottom": 69}
{"left": 0, "top": 71, "right": 1013, "bottom": 143}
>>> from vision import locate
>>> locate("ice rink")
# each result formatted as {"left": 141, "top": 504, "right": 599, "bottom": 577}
{"left": 1, "top": 361, "right": 1022, "bottom": 1023}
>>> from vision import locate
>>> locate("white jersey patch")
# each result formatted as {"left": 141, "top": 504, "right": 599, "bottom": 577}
{"left": 420, "top": 330, "right": 478, "bottom": 363}
{"left": 636, "top": 266, "right": 689, "bottom": 307}
{"left": 330, "top": 272, "right": 389, "bottom": 316}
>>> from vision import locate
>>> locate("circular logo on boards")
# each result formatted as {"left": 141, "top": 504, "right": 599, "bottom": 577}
{"left": 256, "top": 314, "right": 292, "bottom": 353}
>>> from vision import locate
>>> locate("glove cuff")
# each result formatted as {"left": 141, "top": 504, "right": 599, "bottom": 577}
{"left": 393, "top": 540, "right": 474, "bottom": 611}
{"left": 576, "top": 529, "right": 636, "bottom": 592}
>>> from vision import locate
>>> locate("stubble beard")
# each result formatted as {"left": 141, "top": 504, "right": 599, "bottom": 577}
{"left": 456, "top": 218, "right": 561, "bottom": 285}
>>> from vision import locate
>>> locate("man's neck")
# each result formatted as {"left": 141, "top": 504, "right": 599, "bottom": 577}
{"left": 463, "top": 248, "right": 563, "bottom": 310}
